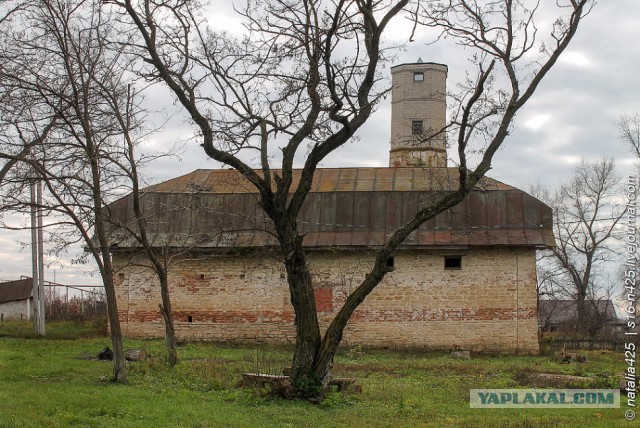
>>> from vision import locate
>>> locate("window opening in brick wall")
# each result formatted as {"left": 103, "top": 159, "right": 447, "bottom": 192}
{"left": 413, "top": 72, "right": 424, "bottom": 81}
{"left": 444, "top": 256, "right": 462, "bottom": 270}
{"left": 386, "top": 256, "right": 395, "bottom": 270}
{"left": 187, "top": 315, "right": 193, "bottom": 323}
{"left": 200, "top": 274, "right": 205, "bottom": 280}
{"left": 412, "top": 120, "right": 423, "bottom": 135}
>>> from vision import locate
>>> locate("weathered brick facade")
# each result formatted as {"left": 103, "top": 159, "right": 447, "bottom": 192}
{"left": 113, "top": 246, "right": 539, "bottom": 353}
{"left": 108, "top": 60, "right": 549, "bottom": 355}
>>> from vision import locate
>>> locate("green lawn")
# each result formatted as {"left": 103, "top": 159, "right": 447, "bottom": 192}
{"left": 0, "top": 322, "right": 632, "bottom": 427}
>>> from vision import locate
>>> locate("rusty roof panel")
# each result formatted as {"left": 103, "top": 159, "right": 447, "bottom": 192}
{"left": 385, "top": 193, "right": 403, "bottom": 229}
{"left": 352, "top": 168, "right": 375, "bottom": 191}
{"left": 401, "top": 193, "right": 418, "bottom": 225}
{"left": 165, "top": 194, "right": 192, "bottom": 236}
{"left": 434, "top": 207, "right": 451, "bottom": 230}
{"left": 393, "top": 169, "right": 414, "bottom": 191}
{"left": 336, "top": 169, "right": 358, "bottom": 191}
{"left": 353, "top": 192, "right": 370, "bottom": 230}
{"left": 299, "top": 189, "right": 321, "bottom": 230}
{"left": 349, "top": 230, "right": 369, "bottom": 246}
{"left": 467, "top": 230, "right": 491, "bottom": 245}
{"left": 374, "top": 169, "right": 394, "bottom": 192}
{"left": 109, "top": 167, "right": 553, "bottom": 250}
{"left": 319, "top": 193, "right": 337, "bottom": 231}
{"left": 415, "top": 227, "right": 434, "bottom": 246}
{"left": 335, "top": 192, "right": 355, "bottom": 232}
{"left": 467, "top": 192, "right": 488, "bottom": 228}
{"left": 433, "top": 230, "right": 451, "bottom": 245}
{"left": 505, "top": 191, "right": 524, "bottom": 225}
{"left": 449, "top": 229, "right": 470, "bottom": 246}
{"left": 370, "top": 193, "right": 387, "bottom": 229}
{"left": 317, "top": 169, "right": 339, "bottom": 192}
{"left": 523, "top": 193, "right": 541, "bottom": 227}
{"left": 486, "top": 191, "right": 507, "bottom": 227}
{"left": 146, "top": 167, "right": 518, "bottom": 194}
{"left": 488, "top": 229, "right": 511, "bottom": 245}
{"left": 450, "top": 203, "right": 467, "bottom": 230}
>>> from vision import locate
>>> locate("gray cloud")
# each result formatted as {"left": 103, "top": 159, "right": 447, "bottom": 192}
{"left": 3, "top": 1, "right": 637, "bottom": 285}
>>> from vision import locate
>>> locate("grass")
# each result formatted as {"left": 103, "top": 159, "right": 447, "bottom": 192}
{"left": 0, "top": 321, "right": 632, "bottom": 427}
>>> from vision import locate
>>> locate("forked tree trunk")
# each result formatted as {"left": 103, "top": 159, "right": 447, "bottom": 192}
{"left": 284, "top": 190, "right": 469, "bottom": 401}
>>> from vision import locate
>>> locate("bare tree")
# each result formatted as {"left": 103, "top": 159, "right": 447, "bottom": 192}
{"left": 618, "top": 113, "right": 640, "bottom": 160}
{"left": 1, "top": 0, "right": 186, "bottom": 370}
{"left": 0, "top": 0, "right": 152, "bottom": 382}
{"left": 0, "top": 1, "right": 59, "bottom": 185}
{"left": 536, "top": 159, "right": 623, "bottom": 338}
{"left": 617, "top": 113, "right": 640, "bottom": 325}
{"left": 114, "top": 0, "right": 592, "bottom": 399}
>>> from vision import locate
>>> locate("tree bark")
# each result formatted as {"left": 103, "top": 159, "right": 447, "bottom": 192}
{"left": 159, "top": 274, "right": 178, "bottom": 367}
{"left": 278, "top": 224, "right": 323, "bottom": 398}
{"left": 102, "top": 261, "right": 126, "bottom": 383}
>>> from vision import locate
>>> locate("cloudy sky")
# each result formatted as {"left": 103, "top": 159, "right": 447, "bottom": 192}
{"left": 1, "top": 1, "right": 638, "bottom": 285}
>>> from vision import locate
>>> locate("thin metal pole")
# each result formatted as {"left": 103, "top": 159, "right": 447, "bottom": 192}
{"left": 30, "top": 182, "right": 38, "bottom": 328}
{"left": 36, "top": 180, "right": 46, "bottom": 336}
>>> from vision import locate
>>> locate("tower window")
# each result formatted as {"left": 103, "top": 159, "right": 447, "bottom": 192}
{"left": 412, "top": 120, "right": 423, "bottom": 135}
{"left": 444, "top": 256, "right": 462, "bottom": 270}
{"left": 413, "top": 72, "right": 424, "bottom": 81}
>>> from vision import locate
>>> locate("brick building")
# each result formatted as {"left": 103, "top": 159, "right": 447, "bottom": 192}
{"left": 108, "top": 61, "right": 554, "bottom": 354}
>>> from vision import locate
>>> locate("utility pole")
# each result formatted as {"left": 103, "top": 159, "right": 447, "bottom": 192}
{"left": 30, "top": 181, "right": 38, "bottom": 327}
{"left": 37, "top": 180, "right": 46, "bottom": 335}
{"left": 30, "top": 179, "right": 45, "bottom": 336}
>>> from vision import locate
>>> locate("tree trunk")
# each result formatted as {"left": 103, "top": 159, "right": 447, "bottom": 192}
{"left": 103, "top": 268, "right": 126, "bottom": 383}
{"left": 576, "top": 292, "right": 587, "bottom": 337}
{"left": 159, "top": 274, "right": 178, "bottom": 366}
{"left": 313, "top": 253, "right": 392, "bottom": 383}
{"left": 280, "top": 230, "right": 323, "bottom": 399}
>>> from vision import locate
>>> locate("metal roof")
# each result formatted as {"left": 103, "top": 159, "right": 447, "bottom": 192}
{"left": 146, "top": 167, "right": 516, "bottom": 194}
{"left": 107, "top": 167, "right": 555, "bottom": 250}
{"left": 0, "top": 279, "right": 32, "bottom": 304}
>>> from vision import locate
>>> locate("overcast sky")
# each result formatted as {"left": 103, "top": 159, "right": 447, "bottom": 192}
{"left": 1, "top": 1, "right": 638, "bottom": 285}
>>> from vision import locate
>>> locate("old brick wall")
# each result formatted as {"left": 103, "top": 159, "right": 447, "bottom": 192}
{"left": 113, "top": 246, "right": 539, "bottom": 354}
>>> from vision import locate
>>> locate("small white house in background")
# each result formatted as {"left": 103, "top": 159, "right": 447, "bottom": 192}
{"left": 0, "top": 279, "right": 32, "bottom": 322}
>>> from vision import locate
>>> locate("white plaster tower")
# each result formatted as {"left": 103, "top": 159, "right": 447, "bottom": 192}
{"left": 389, "top": 60, "right": 448, "bottom": 167}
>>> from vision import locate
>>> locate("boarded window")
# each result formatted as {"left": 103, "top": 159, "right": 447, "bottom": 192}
{"left": 412, "top": 120, "right": 423, "bottom": 135}
{"left": 314, "top": 288, "right": 333, "bottom": 312}
{"left": 413, "top": 72, "right": 424, "bottom": 81}
{"left": 444, "top": 256, "right": 462, "bottom": 270}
